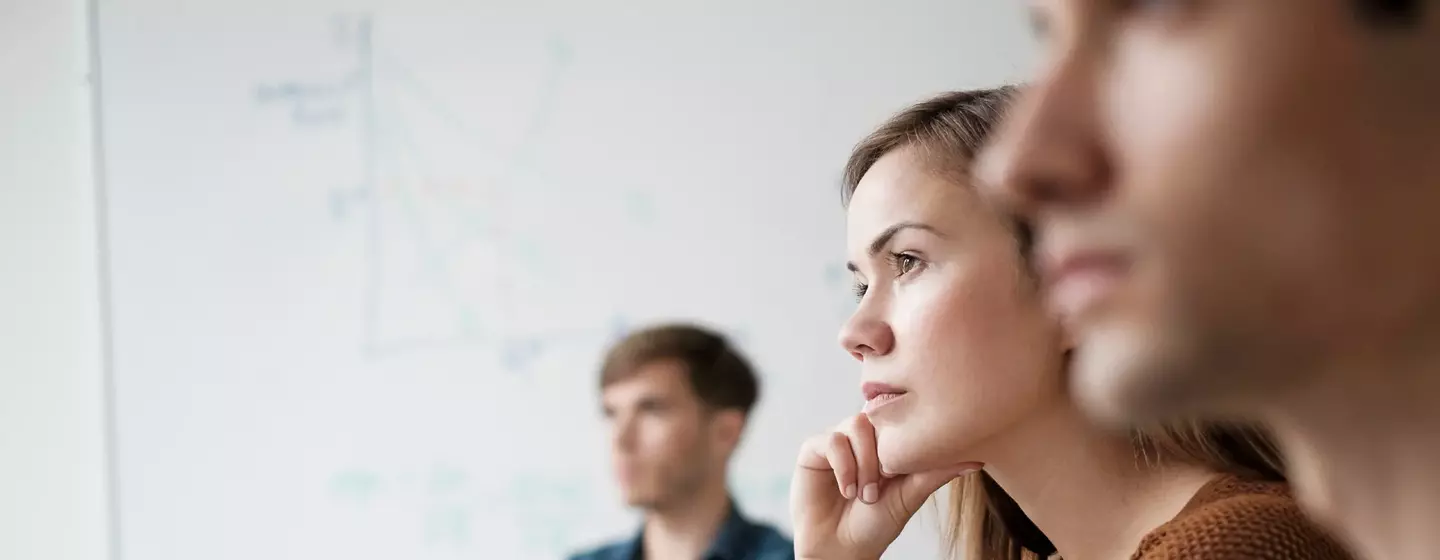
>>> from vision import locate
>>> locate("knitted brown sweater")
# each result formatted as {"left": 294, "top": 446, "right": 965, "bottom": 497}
{"left": 1131, "top": 475, "right": 1354, "bottom": 560}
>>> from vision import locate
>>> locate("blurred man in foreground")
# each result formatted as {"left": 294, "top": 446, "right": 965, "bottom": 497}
{"left": 979, "top": 1, "right": 1440, "bottom": 559}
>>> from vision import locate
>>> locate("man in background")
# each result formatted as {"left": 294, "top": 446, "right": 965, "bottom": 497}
{"left": 978, "top": 1, "right": 1440, "bottom": 559}
{"left": 570, "top": 323, "right": 793, "bottom": 560}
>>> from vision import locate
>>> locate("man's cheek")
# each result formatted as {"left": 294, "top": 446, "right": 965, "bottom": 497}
{"left": 642, "top": 428, "right": 679, "bottom": 457}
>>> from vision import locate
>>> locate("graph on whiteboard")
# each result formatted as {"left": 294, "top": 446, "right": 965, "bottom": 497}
{"left": 254, "top": 16, "right": 630, "bottom": 367}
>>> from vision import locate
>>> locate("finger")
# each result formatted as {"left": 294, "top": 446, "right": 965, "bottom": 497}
{"left": 889, "top": 463, "right": 984, "bottom": 516}
{"left": 795, "top": 433, "right": 834, "bottom": 471}
{"left": 825, "top": 432, "right": 860, "bottom": 500}
{"left": 793, "top": 434, "right": 848, "bottom": 510}
{"left": 843, "top": 414, "right": 882, "bottom": 504}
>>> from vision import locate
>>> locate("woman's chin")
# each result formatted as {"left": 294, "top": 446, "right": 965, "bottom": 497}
{"left": 875, "top": 426, "right": 962, "bottom": 475}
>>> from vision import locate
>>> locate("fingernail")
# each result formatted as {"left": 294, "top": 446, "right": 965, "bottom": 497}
{"left": 862, "top": 483, "right": 878, "bottom": 504}
{"left": 844, "top": 484, "right": 857, "bottom": 500}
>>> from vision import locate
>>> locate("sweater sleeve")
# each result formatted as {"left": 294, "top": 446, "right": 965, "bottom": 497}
{"left": 1131, "top": 492, "right": 1353, "bottom": 560}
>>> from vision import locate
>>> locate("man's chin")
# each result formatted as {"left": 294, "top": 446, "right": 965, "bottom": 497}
{"left": 622, "top": 495, "right": 655, "bottom": 509}
{"left": 619, "top": 488, "right": 651, "bottom": 508}
{"left": 1072, "top": 326, "right": 1193, "bottom": 427}
{"left": 1073, "top": 323, "right": 1257, "bottom": 426}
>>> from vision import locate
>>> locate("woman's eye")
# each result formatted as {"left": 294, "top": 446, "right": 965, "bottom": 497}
{"left": 898, "top": 254, "right": 919, "bottom": 274}
{"left": 890, "top": 253, "right": 922, "bottom": 276}
{"left": 852, "top": 282, "right": 868, "bottom": 302}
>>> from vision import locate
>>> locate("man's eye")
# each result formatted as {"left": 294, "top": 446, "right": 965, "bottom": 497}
{"left": 1120, "top": 0, "right": 1195, "bottom": 19}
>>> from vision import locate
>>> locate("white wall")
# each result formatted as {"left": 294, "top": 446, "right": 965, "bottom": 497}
{"left": 93, "top": 3, "right": 1032, "bottom": 559}
{"left": 0, "top": 0, "right": 111, "bottom": 558}
{"left": 0, "top": 1, "right": 1028, "bottom": 558}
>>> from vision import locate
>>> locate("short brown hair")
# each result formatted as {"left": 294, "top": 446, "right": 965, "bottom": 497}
{"left": 1355, "top": 0, "right": 1423, "bottom": 26}
{"left": 599, "top": 323, "right": 759, "bottom": 414}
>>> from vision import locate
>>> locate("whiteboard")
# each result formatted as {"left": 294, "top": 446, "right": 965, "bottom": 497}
{"left": 96, "top": 1, "right": 1033, "bottom": 559}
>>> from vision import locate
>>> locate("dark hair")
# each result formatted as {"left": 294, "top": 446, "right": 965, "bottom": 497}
{"left": 1355, "top": 0, "right": 1424, "bottom": 26}
{"left": 842, "top": 87, "right": 1287, "bottom": 560}
{"left": 599, "top": 323, "right": 759, "bottom": 414}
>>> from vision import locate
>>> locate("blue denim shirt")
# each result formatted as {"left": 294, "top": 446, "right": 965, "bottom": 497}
{"left": 568, "top": 501, "right": 794, "bottom": 560}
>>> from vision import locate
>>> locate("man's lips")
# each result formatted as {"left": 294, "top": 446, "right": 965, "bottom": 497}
{"left": 1041, "top": 249, "right": 1132, "bottom": 320}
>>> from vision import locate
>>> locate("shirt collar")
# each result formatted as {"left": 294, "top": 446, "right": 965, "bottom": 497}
{"left": 622, "top": 498, "right": 757, "bottom": 560}
{"left": 702, "top": 500, "right": 756, "bottom": 560}
{"left": 614, "top": 533, "right": 642, "bottom": 560}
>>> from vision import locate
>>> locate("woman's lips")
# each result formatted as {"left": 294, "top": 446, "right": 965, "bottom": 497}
{"left": 861, "top": 381, "right": 908, "bottom": 415}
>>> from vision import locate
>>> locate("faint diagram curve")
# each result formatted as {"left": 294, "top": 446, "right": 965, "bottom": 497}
{"left": 255, "top": 15, "right": 627, "bottom": 370}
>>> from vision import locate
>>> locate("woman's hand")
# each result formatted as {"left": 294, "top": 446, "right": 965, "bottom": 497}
{"left": 791, "top": 413, "right": 980, "bottom": 560}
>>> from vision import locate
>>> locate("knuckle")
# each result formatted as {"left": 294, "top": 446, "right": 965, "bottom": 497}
{"left": 854, "top": 413, "right": 875, "bottom": 433}
{"left": 797, "top": 437, "right": 821, "bottom": 461}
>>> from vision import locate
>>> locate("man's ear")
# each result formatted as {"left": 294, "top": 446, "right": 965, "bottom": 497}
{"left": 709, "top": 409, "right": 746, "bottom": 456}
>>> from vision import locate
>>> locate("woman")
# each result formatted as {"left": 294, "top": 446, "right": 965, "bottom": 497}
{"left": 791, "top": 87, "right": 1352, "bottom": 560}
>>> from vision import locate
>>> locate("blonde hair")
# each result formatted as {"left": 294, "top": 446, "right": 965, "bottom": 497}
{"left": 942, "top": 423, "right": 1283, "bottom": 560}
{"left": 842, "top": 88, "right": 1287, "bottom": 560}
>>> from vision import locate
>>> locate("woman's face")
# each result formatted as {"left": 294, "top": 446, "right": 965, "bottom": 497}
{"left": 842, "top": 146, "right": 1064, "bottom": 475}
